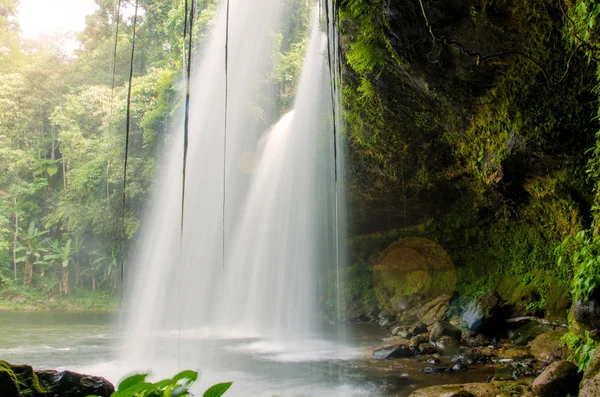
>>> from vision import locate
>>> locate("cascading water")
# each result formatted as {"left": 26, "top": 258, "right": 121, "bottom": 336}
{"left": 120, "top": 0, "right": 350, "bottom": 394}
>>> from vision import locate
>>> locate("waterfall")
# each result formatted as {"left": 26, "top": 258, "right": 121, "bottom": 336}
{"left": 121, "top": 0, "right": 346, "bottom": 389}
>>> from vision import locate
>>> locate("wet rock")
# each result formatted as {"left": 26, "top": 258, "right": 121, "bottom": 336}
{"left": 419, "top": 342, "right": 437, "bottom": 355}
{"left": 528, "top": 332, "right": 567, "bottom": 363}
{"left": 451, "top": 363, "right": 468, "bottom": 372}
{"left": 378, "top": 309, "right": 396, "bottom": 328}
{"left": 402, "top": 294, "right": 452, "bottom": 326}
{"left": 580, "top": 348, "right": 600, "bottom": 397}
{"left": 457, "top": 348, "right": 493, "bottom": 364}
{"left": 408, "top": 321, "right": 427, "bottom": 336}
{"left": 573, "top": 298, "right": 600, "bottom": 341}
{"left": 409, "top": 335, "right": 428, "bottom": 349}
{"left": 372, "top": 343, "right": 414, "bottom": 359}
{"left": 439, "top": 392, "right": 476, "bottom": 397}
{"left": 435, "top": 336, "right": 461, "bottom": 356}
{"left": 397, "top": 329, "right": 412, "bottom": 339}
{"left": 391, "top": 295, "right": 411, "bottom": 313}
{"left": 0, "top": 361, "right": 114, "bottom": 397}
{"left": 460, "top": 291, "right": 502, "bottom": 331}
{"left": 531, "top": 361, "right": 581, "bottom": 397}
{"left": 37, "top": 370, "right": 115, "bottom": 397}
{"left": 407, "top": 381, "right": 534, "bottom": 397}
{"left": 0, "top": 370, "right": 19, "bottom": 397}
{"left": 461, "top": 331, "right": 491, "bottom": 347}
{"left": 421, "top": 366, "right": 450, "bottom": 374}
{"left": 426, "top": 358, "right": 440, "bottom": 364}
{"left": 430, "top": 321, "right": 462, "bottom": 342}
{"left": 510, "top": 322, "right": 554, "bottom": 346}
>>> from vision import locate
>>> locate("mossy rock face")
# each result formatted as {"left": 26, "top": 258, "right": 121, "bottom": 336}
{"left": 0, "top": 369, "right": 19, "bottom": 397}
{"left": 373, "top": 237, "right": 455, "bottom": 315}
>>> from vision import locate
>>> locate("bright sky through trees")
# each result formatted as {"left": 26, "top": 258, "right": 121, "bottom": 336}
{"left": 17, "top": 0, "right": 98, "bottom": 40}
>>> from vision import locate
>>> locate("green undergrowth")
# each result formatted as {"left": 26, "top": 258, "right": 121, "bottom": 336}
{"left": 0, "top": 283, "right": 118, "bottom": 312}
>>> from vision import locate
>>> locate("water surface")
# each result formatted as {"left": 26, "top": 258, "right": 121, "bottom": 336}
{"left": 0, "top": 312, "right": 494, "bottom": 397}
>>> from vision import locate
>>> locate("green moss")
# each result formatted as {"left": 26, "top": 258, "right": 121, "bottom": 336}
{"left": 0, "top": 361, "right": 19, "bottom": 395}
{"left": 340, "top": 0, "right": 600, "bottom": 321}
{"left": 0, "top": 361, "right": 46, "bottom": 397}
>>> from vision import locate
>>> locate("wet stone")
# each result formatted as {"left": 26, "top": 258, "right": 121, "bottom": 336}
{"left": 435, "top": 336, "right": 461, "bottom": 356}
{"left": 372, "top": 344, "right": 414, "bottom": 360}
{"left": 408, "top": 322, "right": 428, "bottom": 336}
{"left": 419, "top": 343, "right": 437, "bottom": 355}
{"left": 409, "top": 335, "right": 428, "bottom": 349}
{"left": 451, "top": 363, "right": 468, "bottom": 372}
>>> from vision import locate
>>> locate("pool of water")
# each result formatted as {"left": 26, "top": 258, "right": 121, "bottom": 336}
{"left": 0, "top": 312, "right": 494, "bottom": 396}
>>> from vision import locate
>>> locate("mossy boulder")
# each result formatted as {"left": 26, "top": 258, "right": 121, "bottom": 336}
{"left": 528, "top": 332, "right": 568, "bottom": 363}
{"left": 531, "top": 361, "right": 582, "bottom": 397}
{"left": 510, "top": 322, "right": 555, "bottom": 346}
{"left": 430, "top": 320, "right": 462, "bottom": 342}
{"left": 435, "top": 336, "right": 461, "bottom": 356}
{"left": 0, "top": 361, "right": 114, "bottom": 397}
{"left": 373, "top": 238, "right": 456, "bottom": 315}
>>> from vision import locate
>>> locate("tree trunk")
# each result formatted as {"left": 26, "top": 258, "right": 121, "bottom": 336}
{"left": 75, "top": 261, "right": 81, "bottom": 287}
{"left": 92, "top": 276, "right": 96, "bottom": 292}
{"left": 62, "top": 266, "right": 69, "bottom": 296}
{"left": 24, "top": 260, "right": 33, "bottom": 286}
{"left": 13, "top": 199, "right": 18, "bottom": 282}
{"left": 113, "top": 268, "right": 117, "bottom": 293}
{"left": 62, "top": 157, "right": 67, "bottom": 190}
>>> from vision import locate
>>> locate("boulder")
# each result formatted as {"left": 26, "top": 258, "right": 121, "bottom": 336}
{"left": 573, "top": 298, "right": 600, "bottom": 341}
{"left": 531, "top": 361, "right": 582, "bottom": 397}
{"left": 0, "top": 361, "right": 114, "bottom": 397}
{"left": 510, "top": 322, "right": 554, "bottom": 346}
{"left": 408, "top": 321, "right": 428, "bottom": 336}
{"left": 378, "top": 309, "right": 396, "bottom": 328}
{"left": 391, "top": 295, "right": 411, "bottom": 313}
{"left": 580, "top": 348, "right": 600, "bottom": 397}
{"left": 419, "top": 342, "right": 437, "bottom": 355}
{"left": 409, "top": 335, "right": 428, "bottom": 349}
{"left": 528, "top": 332, "right": 567, "bottom": 363}
{"left": 435, "top": 336, "right": 461, "bottom": 356}
{"left": 372, "top": 343, "right": 414, "bottom": 359}
{"left": 410, "top": 294, "right": 452, "bottom": 325}
{"left": 460, "top": 291, "right": 502, "bottom": 331}
{"left": 407, "top": 381, "right": 534, "bottom": 397}
{"left": 439, "top": 393, "right": 476, "bottom": 397}
{"left": 37, "top": 370, "right": 115, "bottom": 397}
{"left": 461, "top": 331, "right": 491, "bottom": 347}
{"left": 430, "top": 320, "right": 462, "bottom": 342}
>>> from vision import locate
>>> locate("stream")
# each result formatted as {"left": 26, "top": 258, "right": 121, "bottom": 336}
{"left": 0, "top": 312, "right": 494, "bottom": 396}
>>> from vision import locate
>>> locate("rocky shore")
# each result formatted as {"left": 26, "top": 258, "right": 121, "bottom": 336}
{"left": 352, "top": 290, "right": 600, "bottom": 397}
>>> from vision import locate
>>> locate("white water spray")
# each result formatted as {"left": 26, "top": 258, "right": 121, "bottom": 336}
{"left": 121, "top": 0, "right": 345, "bottom": 385}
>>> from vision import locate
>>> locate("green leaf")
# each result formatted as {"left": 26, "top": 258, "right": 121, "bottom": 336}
{"left": 117, "top": 374, "right": 148, "bottom": 391}
{"left": 203, "top": 382, "right": 233, "bottom": 397}
{"left": 47, "top": 166, "right": 58, "bottom": 176}
{"left": 172, "top": 370, "right": 198, "bottom": 384}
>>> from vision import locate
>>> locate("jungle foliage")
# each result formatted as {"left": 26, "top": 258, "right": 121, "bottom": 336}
{"left": 0, "top": 0, "right": 311, "bottom": 302}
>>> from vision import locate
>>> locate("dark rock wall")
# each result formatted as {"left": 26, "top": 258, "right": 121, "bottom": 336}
{"left": 339, "top": 0, "right": 598, "bottom": 318}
